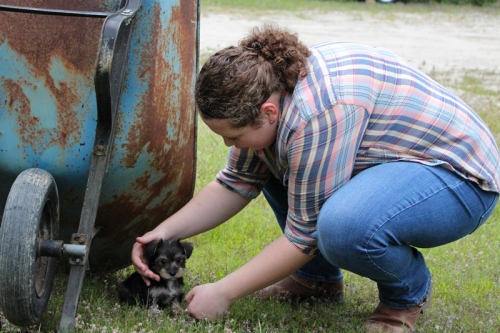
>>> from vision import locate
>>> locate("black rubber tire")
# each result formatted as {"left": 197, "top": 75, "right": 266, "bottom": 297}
{"left": 0, "top": 168, "right": 60, "bottom": 327}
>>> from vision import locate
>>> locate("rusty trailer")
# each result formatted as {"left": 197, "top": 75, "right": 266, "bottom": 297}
{"left": 0, "top": 0, "right": 199, "bottom": 331}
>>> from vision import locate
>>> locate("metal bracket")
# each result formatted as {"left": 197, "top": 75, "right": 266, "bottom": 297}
{"left": 68, "top": 233, "right": 88, "bottom": 266}
{"left": 93, "top": 144, "right": 106, "bottom": 156}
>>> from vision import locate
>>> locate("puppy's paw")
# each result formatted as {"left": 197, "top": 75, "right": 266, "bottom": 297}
{"left": 147, "top": 304, "right": 162, "bottom": 316}
{"left": 171, "top": 301, "right": 183, "bottom": 316}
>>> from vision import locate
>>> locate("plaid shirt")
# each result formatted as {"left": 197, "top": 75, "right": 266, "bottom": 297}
{"left": 216, "top": 42, "right": 500, "bottom": 254}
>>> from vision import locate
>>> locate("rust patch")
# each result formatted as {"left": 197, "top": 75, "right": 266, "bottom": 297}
{"left": 0, "top": 0, "right": 111, "bottom": 12}
{"left": 174, "top": 0, "right": 198, "bottom": 89}
{"left": 0, "top": 2, "right": 104, "bottom": 150}
{"left": 3, "top": 79, "right": 48, "bottom": 148}
{"left": 122, "top": 2, "right": 197, "bottom": 169}
{"left": 93, "top": 1, "right": 198, "bottom": 255}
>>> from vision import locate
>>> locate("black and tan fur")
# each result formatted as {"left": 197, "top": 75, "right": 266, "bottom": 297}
{"left": 118, "top": 239, "right": 193, "bottom": 309}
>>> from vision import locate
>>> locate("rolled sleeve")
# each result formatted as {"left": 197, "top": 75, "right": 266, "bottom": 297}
{"left": 216, "top": 146, "right": 271, "bottom": 199}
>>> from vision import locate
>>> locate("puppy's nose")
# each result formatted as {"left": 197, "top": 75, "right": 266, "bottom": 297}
{"left": 169, "top": 271, "right": 177, "bottom": 277}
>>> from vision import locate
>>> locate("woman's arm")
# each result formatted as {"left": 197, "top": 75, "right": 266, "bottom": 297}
{"left": 132, "top": 180, "right": 251, "bottom": 284}
{"left": 185, "top": 234, "right": 313, "bottom": 320}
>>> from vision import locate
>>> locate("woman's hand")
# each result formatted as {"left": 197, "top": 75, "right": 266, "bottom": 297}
{"left": 184, "top": 235, "right": 313, "bottom": 321}
{"left": 185, "top": 282, "right": 231, "bottom": 320}
{"left": 131, "top": 230, "right": 165, "bottom": 285}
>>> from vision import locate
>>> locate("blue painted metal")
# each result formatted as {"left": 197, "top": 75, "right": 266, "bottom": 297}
{"left": 0, "top": 0, "right": 199, "bottom": 271}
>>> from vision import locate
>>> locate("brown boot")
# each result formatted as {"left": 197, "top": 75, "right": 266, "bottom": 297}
{"left": 255, "top": 275, "right": 344, "bottom": 301}
{"left": 365, "top": 291, "right": 432, "bottom": 333}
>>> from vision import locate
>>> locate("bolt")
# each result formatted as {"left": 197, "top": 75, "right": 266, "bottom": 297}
{"left": 121, "top": 9, "right": 133, "bottom": 16}
{"left": 74, "top": 236, "right": 85, "bottom": 244}
{"left": 75, "top": 258, "right": 82, "bottom": 264}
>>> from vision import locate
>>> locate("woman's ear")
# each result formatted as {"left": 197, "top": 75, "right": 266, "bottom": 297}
{"left": 260, "top": 93, "right": 280, "bottom": 124}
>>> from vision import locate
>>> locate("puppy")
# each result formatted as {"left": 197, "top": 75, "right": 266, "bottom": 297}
{"left": 118, "top": 239, "right": 193, "bottom": 309}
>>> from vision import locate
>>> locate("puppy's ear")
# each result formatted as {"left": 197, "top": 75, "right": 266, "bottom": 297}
{"left": 145, "top": 239, "right": 162, "bottom": 257}
{"left": 180, "top": 241, "right": 194, "bottom": 259}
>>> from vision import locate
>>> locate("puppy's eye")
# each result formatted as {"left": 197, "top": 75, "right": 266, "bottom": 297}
{"left": 175, "top": 258, "right": 182, "bottom": 264}
{"left": 160, "top": 259, "right": 168, "bottom": 265}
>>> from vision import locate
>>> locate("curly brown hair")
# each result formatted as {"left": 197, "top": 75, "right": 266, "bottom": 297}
{"left": 195, "top": 24, "right": 311, "bottom": 128}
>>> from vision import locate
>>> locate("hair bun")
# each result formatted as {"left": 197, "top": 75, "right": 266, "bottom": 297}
{"left": 239, "top": 24, "right": 311, "bottom": 93}
{"left": 250, "top": 40, "right": 264, "bottom": 53}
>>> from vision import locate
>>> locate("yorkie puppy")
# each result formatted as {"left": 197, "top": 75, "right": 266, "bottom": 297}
{"left": 118, "top": 239, "right": 193, "bottom": 309}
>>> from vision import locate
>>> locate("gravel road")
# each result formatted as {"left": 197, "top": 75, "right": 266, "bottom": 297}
{"left": 199, "top": 7, "right": 500, "bottom": 76}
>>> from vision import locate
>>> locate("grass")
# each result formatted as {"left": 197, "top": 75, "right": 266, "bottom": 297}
{"left": 1, "top": 3, "right": 500, "bottom": 333}
{"left": 201, "top": 0, "right": 500, "bottom": 13}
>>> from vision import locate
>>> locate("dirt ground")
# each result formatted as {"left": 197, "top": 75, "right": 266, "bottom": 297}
{"left": 199, "top": 6, "right": 500, "bottom": 78}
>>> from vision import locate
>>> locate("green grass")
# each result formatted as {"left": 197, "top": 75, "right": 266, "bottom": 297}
{"left": 2, "top": 5, "right": 500, "bottom": 333}
{"left": 201, "top": 0, "right": 500, "bottom": 11}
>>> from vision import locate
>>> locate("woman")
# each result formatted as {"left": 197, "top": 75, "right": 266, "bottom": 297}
{"left": 131, "top": 24, "right": 499, "bottom": 332}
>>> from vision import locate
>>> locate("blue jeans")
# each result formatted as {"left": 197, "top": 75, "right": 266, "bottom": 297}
{"left": 262, "top": 162, "right": 498, "bottom": 309}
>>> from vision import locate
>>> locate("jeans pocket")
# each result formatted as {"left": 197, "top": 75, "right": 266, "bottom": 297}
{"left": 471, "top": 193, "right": 499, "bottom": 234}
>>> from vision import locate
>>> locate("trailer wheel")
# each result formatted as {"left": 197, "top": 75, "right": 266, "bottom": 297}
{"left": 0, "top": 168, "right": 60, "bottom": 327}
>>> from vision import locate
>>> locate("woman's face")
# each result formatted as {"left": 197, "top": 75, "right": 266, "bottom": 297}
{"left": 202, "top": 115, "right": 277, "bottom": 151}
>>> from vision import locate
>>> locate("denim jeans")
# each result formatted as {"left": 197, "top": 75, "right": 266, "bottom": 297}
{"left": 262, "top": 162, "right": 498, "bottom": 309}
